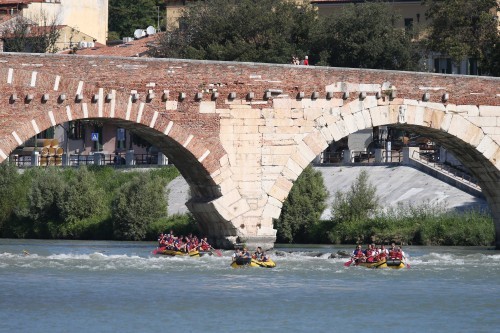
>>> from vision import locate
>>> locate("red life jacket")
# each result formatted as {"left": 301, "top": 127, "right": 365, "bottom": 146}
{"left": 395, "top": 251, "right": 403, "bottom": 260}
{"left": 389, "top": 250, "right": 397, "bottom": 258}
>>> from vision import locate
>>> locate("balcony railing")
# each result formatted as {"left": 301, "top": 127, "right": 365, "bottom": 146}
{"left": 8, "top": 152, "right": 166, "bottom": 168}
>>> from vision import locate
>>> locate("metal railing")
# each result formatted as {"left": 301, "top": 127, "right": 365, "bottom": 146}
{"left": 9, "top": 152, "right": 163, "bottom": 168}
{"left": 382, "top": 150, "right": 403, "bottom": 163}
{"left": 319, "top": 150, "right": 402, "bottom": 164}
{"left": 411, "top": 150, "right": 479, "bottom": 187}
{"left": 320, "top": 151, "right": 343, "bottom": 163}
{"left": 350, "top": 150, "right": 376, "bottom": 163}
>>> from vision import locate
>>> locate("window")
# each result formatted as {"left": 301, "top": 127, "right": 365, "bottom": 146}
{"left": 434, "top": 58, "right": 452, "bottom": 74}
{"left": 404, "top": 18, "right": 413, "bottom": 31}
{"left": 116, "top": 128, "right": 126, "bottom": 150}
{"left": 68, "top": 121, "right": 84, "bottom": 140}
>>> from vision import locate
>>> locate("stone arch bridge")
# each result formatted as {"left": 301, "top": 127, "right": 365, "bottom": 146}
{"left": 0, "top": 53, "right": 499, "bottom": 249}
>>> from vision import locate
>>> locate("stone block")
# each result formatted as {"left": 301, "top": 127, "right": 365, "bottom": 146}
{"left": 370, "top": 106, "right": 389, "bottom": 127}
{"left": 297, "top": 140, "right": 318, "bottom": 162}
{"left": 304, "top": 107, "right": 324, "bottom": 121}
{"left": 262, "top": 145, "right": 296, "bottom": 155}
{"left": 477, "top": 136, "right": 498, "bottom": 158}
{"left": 199, "top": 101, "right": 216, "bottom": 113}
{"left": 290, "top": 151, "right": 309, "bottom": 169}
{"left": 359, "top": 83, "right": 381, "bottom": 93}
{"left": 262, "top": 203, "right": 282, "bottom": 219}
{"left": 272, "top": 98, "right": 292, "bottom": 109}
{"left": 429, "top": 109, "right": 445, "bottom": 129}
{"left": 456, "top": 105, "right": 479, "bottom": 116}
{"left": 440, "top": 113, "right": 453, "bottom": 132}
{"left": 290, "top": 108, "right": 304, "bottom": 119}
{"left": 165, "top": 101, "right": 178, "bottom": 110}
{"left": 353, "top": 111, "right": 367, "bottom": 130}
{"left": 230, "top": 108, "right": 261, "bottom": 119}
{"left": 348, "top": 100, "right": 364, "bottom": 114}
{"left": 343, "top": 113, "right": 358, "bottom": 134}
{"left": 468, "top": 116, "right": 497, "bottom": 128}
{"left": 233, "top": 125, "right": 259, "bottom": 134}
{"left": 303, "top": 132, "right": 328, "bottom": 155}
{"left": 274, "top": 108, "right": 292, "bottom": 119}
{"left": 266, "top": 118, "right": 294, "bottom": 127}
{"left": 261, "top": 154, "right": 289, "bottom": 166}
{"left": 228, "top": 198, "right": 251, "bottom": 218}
{"left": 286, "top": 158, "right": 303, "bottom": 178}
{"left": 361, "top": 95, "right": 378, "bottom": 109}
{"left": 319, "top": 125, "right": 334, "bottom": 142}
{"left": 479, "top": 105, "right": 500, "bottom": 117}
{"left": 281, "top": 166, "right": 299, "bottom": 182}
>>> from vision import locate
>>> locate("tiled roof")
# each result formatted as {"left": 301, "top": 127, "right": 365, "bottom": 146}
{"left": 1, "top": 24, "right": 67, "bottom": 38}
{"left": 65, "top": 33, "right": 160, "bottom": 57}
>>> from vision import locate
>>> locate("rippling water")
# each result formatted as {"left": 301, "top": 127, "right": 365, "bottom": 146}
{"left": 0, "top": 240, "right": 499, "bottom": 333}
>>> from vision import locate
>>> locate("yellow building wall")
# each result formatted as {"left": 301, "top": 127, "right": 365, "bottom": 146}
{"left": 165, "top": 0, "right": 310, "bottom": 30}
{"left": 56, "top": 26, "right": 96, "bottom": 51}
{"left": 165, "top": 0, "right": 185, "bottom": 30}
{"left": 24, "top": 0, "right": 108, "bottom": 44}
{"left": 314, "top": 2, "right": 430, "bottom": 29}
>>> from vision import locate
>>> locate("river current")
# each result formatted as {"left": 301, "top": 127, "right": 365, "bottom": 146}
{"left": 0, "top": 239, "right": 499, "bottom": 333}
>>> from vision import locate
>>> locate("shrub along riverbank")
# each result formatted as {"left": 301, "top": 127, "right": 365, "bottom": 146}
{"left": 275, "top": 168, "right": 495, "bottom": 246}
{"left": 0, "top": 164, "right": 198, "bottom": 240}
{"left": 0, "top": 164, "right": 494, "bottom": 246}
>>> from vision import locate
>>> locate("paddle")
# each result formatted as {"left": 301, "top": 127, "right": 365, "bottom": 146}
{"left": 210, "top": 246, "right": 222, "bottom": 257}
{"left": 344, "top": 258, "right": 354, "bottom": 267}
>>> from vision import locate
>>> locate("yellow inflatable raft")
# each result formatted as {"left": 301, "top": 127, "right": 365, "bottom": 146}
{"left": 230, "top": 257, "right": 276, "bottom": 268}
{"left": 355, "top": 257, "right": 406, "bottom": 269}
{"left": 153, "top": 247, "right": 212, "bottom": 257}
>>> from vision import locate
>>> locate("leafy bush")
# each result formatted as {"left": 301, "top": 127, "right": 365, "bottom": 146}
{"left": 57, "top": 167, "right": 107, "bottom": 224}
{"left": 274, "top": 165, "right": 328, "bottom": 243}
{"left": 112, "top": 172, "right": 169, "bottom": 240}
{"left": 0, "top": 163, "right": 26, "bottom": 229}
{"left": 146, "top": 213, "right": 199, "bottom": 240}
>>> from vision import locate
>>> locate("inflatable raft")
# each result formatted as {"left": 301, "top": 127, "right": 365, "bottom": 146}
{"left": 354, "top": 257, "right": 406, "bottom": 269}
{"left": 152, "top": 247, "right": 212, "bottom": 257}
{"left": 230, "top": 257, "right": 276, "bottom": 268}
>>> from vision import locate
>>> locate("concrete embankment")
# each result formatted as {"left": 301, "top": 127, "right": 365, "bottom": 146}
{"left": 167, "top": 165, "right": 488, "bottom": 219}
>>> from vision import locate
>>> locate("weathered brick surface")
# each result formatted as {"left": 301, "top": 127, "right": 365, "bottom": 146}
{"left": 1, "top": 53, "right": 500, "bottom": 249}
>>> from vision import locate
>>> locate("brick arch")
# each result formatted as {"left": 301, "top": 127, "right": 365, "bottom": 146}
{"left": 0, "top": 66, "right": 244, "bottom": 246}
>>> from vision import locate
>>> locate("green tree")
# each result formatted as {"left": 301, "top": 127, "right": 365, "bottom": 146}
{"left": 26, "top": 168, "right": 65, "bottom": 225}
{"left": 423, "top": 0, "right": 500, "bottom": 75}
{"left": 0, "top": 163, "right": 25, "bottom": 229}
{"left": 112, "top": 173, "right": 168, "bottom": 240}
{"left": 150, "top": 0, "right": 316, "bottom": 63}
{"left": 57, "top": 167, "right": 106, "bottom": 224}
{"left": 311, "top": 2, "right": 421, "bottom": 70}
{"left": 332, "top": 170, "right": 379, "bottom": 222}
{"left": 325, "top": 170, "right": 379, "bottom": 243}
{"left": 109, "top": 0, "right": 165, "bottom": 39}
{"left": 274, "top": 166, "right": 328, "bottom": 243}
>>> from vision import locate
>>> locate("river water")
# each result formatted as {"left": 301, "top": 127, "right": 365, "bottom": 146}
{"left": 0, "top": 239, "right": 499, "bottom": 333}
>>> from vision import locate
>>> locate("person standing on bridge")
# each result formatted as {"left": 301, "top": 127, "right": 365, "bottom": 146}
{"left": 303, "top": 55, "right": 309, "bottom": 65}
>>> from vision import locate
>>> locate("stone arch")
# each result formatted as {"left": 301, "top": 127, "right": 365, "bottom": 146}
{"left": 0, "top": 67, "right": 242, "bottom": 247}
{"left": 274, "top": 97, "right": 500, "bottom": 248}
